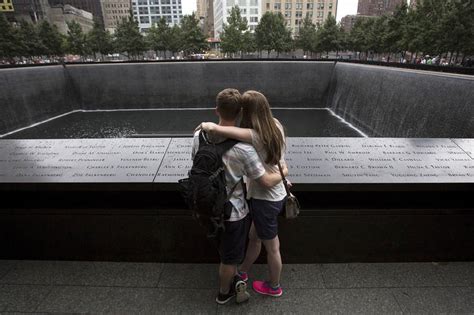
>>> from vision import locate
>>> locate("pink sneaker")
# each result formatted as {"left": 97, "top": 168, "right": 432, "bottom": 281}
{"left": 252, "top": 280, "right": 283, "bottom": 297}
{"left": 238, "top": 271, "right": 248, "bottom": 282}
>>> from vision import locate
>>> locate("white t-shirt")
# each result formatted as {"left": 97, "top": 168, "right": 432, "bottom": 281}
{"left": 192, "top": 131, "right": 266, "bottom": 221}
{"left": 246, "top": 121, "right": 287, "bottom": 202}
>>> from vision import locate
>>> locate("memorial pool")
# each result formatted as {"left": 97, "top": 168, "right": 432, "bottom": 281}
{"left": 2, "top": 108, "right": 364, "bottom": 139}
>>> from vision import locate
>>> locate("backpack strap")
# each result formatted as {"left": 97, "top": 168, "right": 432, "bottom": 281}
{"left": 215, "top": 138, "right": 239, "bottom": 156}
{"left": 198, "top": 130, "right": 209, "bottom": 149}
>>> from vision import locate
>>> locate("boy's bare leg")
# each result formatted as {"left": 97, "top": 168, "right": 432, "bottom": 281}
{"left": 240, "top": 223, "right": 261, "bottom": 273}
{"left": 219, "top": 263, "right": 236, "bottom": 294}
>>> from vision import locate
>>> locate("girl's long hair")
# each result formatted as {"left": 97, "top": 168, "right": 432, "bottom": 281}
{"left": 240, "top": 91, "right": 285, "bottom": 165}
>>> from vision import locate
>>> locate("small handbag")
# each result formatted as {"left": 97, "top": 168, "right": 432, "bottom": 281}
{"left": 278, "top": 162, "right": 300, "bottom": 219}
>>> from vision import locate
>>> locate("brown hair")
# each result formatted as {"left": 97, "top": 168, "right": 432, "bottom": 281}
{"left": 216, "top": 88, "right": 242, "bottom": 121}
{"left": 240, "top": 91, "right": 285, "bottom": 165}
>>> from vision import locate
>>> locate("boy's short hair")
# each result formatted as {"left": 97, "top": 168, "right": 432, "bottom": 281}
{"left": 216, "top": 88, "right": 241, "bottom": 121}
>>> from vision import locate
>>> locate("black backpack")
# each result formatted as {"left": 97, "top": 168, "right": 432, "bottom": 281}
{"left": 178, "top": 131, "right": 239, "bottom": 239}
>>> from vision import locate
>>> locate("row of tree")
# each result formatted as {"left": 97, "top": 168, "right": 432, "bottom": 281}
{"left": 219, "top": 1, "right": 474, "bottom": 61}
{"left": 348, "top": 0, "right": 474, "bottom": 62}
{"left": 1, "top": 0, "right": 473, "bottom": 62}
{"left": 0, "top": 12, "right": 207, "bottom": 62}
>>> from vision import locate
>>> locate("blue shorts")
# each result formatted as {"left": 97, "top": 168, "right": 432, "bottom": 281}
{"left": 219, "top": 215, "right": 251, "bottom": 265}
{"left": 249, "top": 198, "right": 285, "bottom": 240}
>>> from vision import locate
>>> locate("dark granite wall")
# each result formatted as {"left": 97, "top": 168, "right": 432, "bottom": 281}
{"left": 328, "top": 63, "right": 474, "bottom": 138}
{"left": 65, "top": 62, "right": 335, "bottom": 110}
{"left": 0, "top": 66, "right": 79, "bottom": 135}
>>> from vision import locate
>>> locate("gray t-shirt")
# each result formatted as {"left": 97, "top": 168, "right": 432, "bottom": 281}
{"left": 192, "top": 131, "right": 266, "bottom": 221}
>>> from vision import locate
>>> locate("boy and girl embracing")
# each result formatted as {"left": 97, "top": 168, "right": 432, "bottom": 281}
{"left": 192, "top": 88, "right": 290, "bottom": 305}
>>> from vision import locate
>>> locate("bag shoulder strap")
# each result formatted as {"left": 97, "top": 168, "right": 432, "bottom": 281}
{"left": 277, "top": 162, "right": 291, "bottom": 196}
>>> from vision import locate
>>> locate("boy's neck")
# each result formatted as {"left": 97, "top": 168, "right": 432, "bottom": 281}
{"left": 219, "top": 119, "right": 236, "bottom": 127}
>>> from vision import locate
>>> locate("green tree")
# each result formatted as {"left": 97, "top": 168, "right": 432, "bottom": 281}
{"left": 180, "top": 13, "right": 208, "bottom": 56}
{"left": 296, "top": 16, "right": 317, "bottom": 56}
{"left": 220, "top": 6, "right": 250, "bottom": 58}
{"left": 147, "top": 17, "right": 171, "bottom": 58}
{"left": 114, "top": 15, "right": 147, "bottom": 60}
{"left": 17, "top": 20, "right": 44, "bottom": 60}
{"left": 349, "top": 17, "right": 375, "bottom": 60}
{"left": 438, "top": 0, "right": 474, "bottom": 64}
{"left": 38, "top": 20, "right": 64, "bottom": 59}
{"left": 87, "top": 20, "right": 113, "bottom": 60}
{"left": 241, "top": 31, "right": 256, "bottom": 56}
{"left": 66, "top": 20, "right": 87, "bottom": 58}
{"left": 386, "top": 3, "right": 408, "bottom": 60}
{"left": 167, "top": 24, "right": 183, "bottom": 57}
{"left": 0, "top": 14, "right": 21, "bottom": 62}
{"left": 316, "top": 13, "right": 343, "bottom": 57}
{"left": 255, "top": 12, "right": 292, "bottom": 58}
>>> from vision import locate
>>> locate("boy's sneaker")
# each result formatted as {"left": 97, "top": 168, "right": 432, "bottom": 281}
{"left": 237, "top": 271, "right": 248, "bottom": 282}
{"left": 216, "top": 291, "right": 235, "bottom": 305}
{"left": 252, "top": 280, "right": 283, "bottom": 297}
{"left": 235, "top": 279, "right": 250, "bottom": 304}
{"left": 216, "top": 276, "right": 250, "bottom": 305}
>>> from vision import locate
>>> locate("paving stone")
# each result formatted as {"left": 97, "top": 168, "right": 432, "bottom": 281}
{"left": 433, "top": 262, "right": 474, "bottom": 287}
{"left": 35, "top": 286, "right": 113, "bottom": 313}
{"left": 36, "top": 286, "right": 216, "bottom": 314}
{"left": 217, "top": 288, "right": 402, "bottom": 314}
{"left": 0, "top": 285, "right": 51, "bottom": 313}
{"left": 393, "top": 287, "right": 474, "bottom": 313}
{"left": 71, "top": 262, "right": 163, "bottom": 287}
{"left": 158, "top": 264, "right": 218, "bottom": 289}
{"left": 0, "top": 261, "right": 17, "bottom": 281}
{"left": 321, "top": 263, "right": 448, "bottom": 288}
{"left": 0, "top": 261, "right": 84, "bottom": 285}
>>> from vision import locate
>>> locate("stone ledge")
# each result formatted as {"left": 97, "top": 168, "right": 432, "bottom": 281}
{"left": 0, "top": 137, "right": 472, "bottom": 186}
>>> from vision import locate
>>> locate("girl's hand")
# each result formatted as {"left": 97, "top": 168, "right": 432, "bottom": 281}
{"left": 201, "top": 122, "right": 218, "bottom": 132}
{"left": 194, "top": 122, "right": 217, "bottom": 133}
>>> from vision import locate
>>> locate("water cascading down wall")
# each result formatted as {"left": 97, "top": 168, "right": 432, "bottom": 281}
{"left": 0, "top": 61, "right": 473, "bottom": 263}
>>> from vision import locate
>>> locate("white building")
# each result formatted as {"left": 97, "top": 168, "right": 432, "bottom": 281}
{"left": 132, "top": 0, "right": 183, "bottom": 33}
{"left": 214, "top": 0, "right": 261, "bottom": 39}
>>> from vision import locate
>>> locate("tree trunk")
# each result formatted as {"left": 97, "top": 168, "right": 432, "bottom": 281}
{"left": 448, "top": 51, "right": 453, "bottom": 65}
{"left": 267, "top": 50, "right": 270, "bottom": 58}
{"left": 454, "top": 51, "right": 459, "bottom": 65}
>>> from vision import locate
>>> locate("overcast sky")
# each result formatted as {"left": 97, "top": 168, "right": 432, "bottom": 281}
{"left": 182, "top": 0, "right": 359, "bottom": 21}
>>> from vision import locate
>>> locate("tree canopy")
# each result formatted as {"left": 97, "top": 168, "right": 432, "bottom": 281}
{"left": 255, "top": 12, "right": 293, "bottom": 57}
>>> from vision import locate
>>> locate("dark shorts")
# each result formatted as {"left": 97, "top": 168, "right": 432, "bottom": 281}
{"left": 249, "top": 198, "right": 285, "bottom": 241}
{"left": 219, "top": 215, "right": 250, "bottom": 265}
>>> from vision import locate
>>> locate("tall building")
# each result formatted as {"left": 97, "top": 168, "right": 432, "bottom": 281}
{"left": 0, "top": 0, "right": 14, "bottom": 12}
{"left": 357, "top": 0, "right": 406, "bottom": 16}
{"left": 340, "top": 14, "right": 356, "bottom": 33}
{"left": 132, "top": 0, "right": 183, "bottom": 33}
{"left": 49, "top": 4, "right": 94, "bottom": 34}
{"left": 49, "top": 0, "right": 104, "bottom": 25}
{"left": 101, "top": 0, "right": 131, "bottom": 33}
{"left": 262, "top": 0, "right": 337, "bottom": 35}
{"left": 214, "top": 0, "right": 261, "bottom": 39}
{"left": 197, "top": 0, "right": 214, "bottom": 37}
{"left": 11, "top": 0, "right": 50, "bottom": 22}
